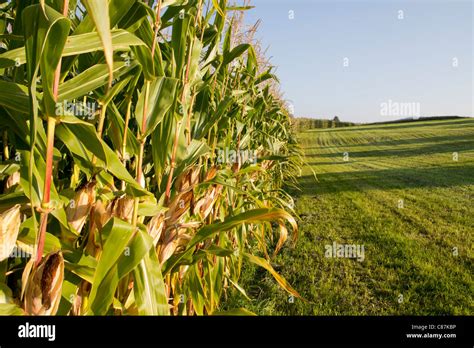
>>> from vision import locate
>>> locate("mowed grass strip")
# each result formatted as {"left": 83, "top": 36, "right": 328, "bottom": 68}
{"left": 226, "top": 118, "right": 474, "bottom": 315}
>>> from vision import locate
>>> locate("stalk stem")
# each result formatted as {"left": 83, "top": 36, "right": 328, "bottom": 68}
{"left": 121, "top": 97, "right": 133, "bottom": 191}
{"left": 90, "top": 103, "right": 107, "bottom": 168}
{"left": 164, "top": 3, "right": 202, "bottom": 201}
{"left": 36, "top": 116, "right": 56, "bottom": 265}
{"left": 132, "top": 0, "right": 162, "bottom": 227}
{"left": 151, "top": 0, "right": 162, "bottom": 58}
{"left": 96, "top": 103, "right": 107, "bottom": 138}
{"left": 121, "top": 97, "right": 132, "bottom": 163}
{"left": 36, "top": 0, "right": 69, "bottom": 265}
{"left": 164, "top": 119, "right": 182, "bottom": 202}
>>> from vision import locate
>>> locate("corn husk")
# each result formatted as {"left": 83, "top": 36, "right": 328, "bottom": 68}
{"left": 179, "top": 265, "right": 190, "bottom": 281}
{"left": 85, "top": 199, "right": 114, "bottom": 255}
{"left": 70, "top": 281, "right": 90, "bottom": 316}
{"left": 205, "top": 166, "right": 217, "bottom": 181}
{"left": 178, "top": 221, "right": 202, "bottom": 230}
{"left": 4, "top": 171, "right": 20, "bottom": 190}
{"left": 166, "top": 191, "right": 193, "bottom": 224}
{"left": 194, "top": 185, "right": 223, "bottom": 220}
{"left": 231, "top": 161, "right": 240, "bottom": 173}
{"left": 0, "top": 204, "right": 21, "bottom": 261}
{"left": 175, "top": 166, "right": 200, "bottom": 192}
{"left": 24, "top": 252, "right": 64, "bottom": 316}
{"left": 159, "top": 227, "right": 194, "bottom": 264}
{"left": 147, "top": 213, "right": 165, "bottom": 245}
{"left": 111, "top": 196, "right": 134, "bottom": 223}
{"left": 159, "top": 240, "right": 178, "bottom": 264}
{"left": 158, "top": 229, "right": 179, "bottom": 264}
{"left": 159, "top": 227, "right": 180, "bottom": 264}
{"left": 92, "top": 199, "right": 113, "bottom": 232}
{"left": 66, "top": 182, "right": 96, "bottom": 234}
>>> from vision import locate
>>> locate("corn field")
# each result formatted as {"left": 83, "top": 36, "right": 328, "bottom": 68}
{"left": 0, "top": 0, "right": 302, "bottom": 315}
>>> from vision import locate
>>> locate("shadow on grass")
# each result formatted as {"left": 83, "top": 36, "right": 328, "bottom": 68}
{"left": 320, "top": 119, "right": 474, "bottom": 133}
{"left": 305, "top": 139, "right": 474, "bottom": 159}
{"left": 303, "top": 133, "right": 474, "bottom": 151}
{"left": 293, "top": 164, "right": 474, "bottom": 196}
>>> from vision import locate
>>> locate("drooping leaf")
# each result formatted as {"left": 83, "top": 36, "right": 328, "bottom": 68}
{"left": 242, "top": 252, "right": 303, "bottom": 300}
{"left": 82, "top": 0, "right": 114, "bottom": 88}
{"left": 163, "top": 208, "right": 297, "bottom": 274}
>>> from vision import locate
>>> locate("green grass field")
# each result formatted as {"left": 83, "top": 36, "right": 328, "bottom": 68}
{"left": 226, "top": 118, "right": 474, "bottom": 315}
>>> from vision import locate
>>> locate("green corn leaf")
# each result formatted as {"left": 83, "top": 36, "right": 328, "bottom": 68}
{"left": 223, "top": 43, "right": 249, "bottom": 65}
{"left": 106, "top": 101, "right": 140, "bottom": 160}
{"left": 212, "top": 0, "right": 226, "bottom": 18}
{"left": 22, "top": 4, "right": 71, "bottom": 117}
{"left": 56, "top": 117, "right": 149, "bottom": 196}
{"left": 0, "top": 29, "right": 145, "bottom": 68}
{"left": 193, "top": 96, "right": 233, "bottom": 140}
{"left": 0, "top": 192, "right": 29, "bottom": 211}
{"left": 151, "top": 112, "right": 175, "bottom": 179}
{"left": 65, "top": 260, "right": 96, "bottom": 284}
{"left": 82, "top": 0, "right": 114, "bottom": 88}
{"left": 0, "top": 81, "right": 30, "bottom": 114}
{"left": 56, "top": 120, "right": 107, "bottom": 164}
{"left": 88, "top": 221, "right": 157, "bottom": 315}
{"left": 171, "top": 7, "right": 190, "bottom": 79}
{"left": 255, "top": 71, "right": 278, "bottom": 85}
{"left": 58, "top": 62, "right": 136, "bottom": 102}
{"left": 133, "top": 249, "right": 169, "bottom": 315}
{"left": 135, "top": 77, "right": 179, "bottom": 137}
{"left": 88, "top": 218, "right": 135, "bottom": 313}
{"left": 17, "top": 217, "right": 62, "bottom": 257}
{"left": 62, "top": 29, "right": 145, "bottom": 57}
{"left": 184, "top": 264, "right": 206, "bottom": 315}
{"left": 75, "top": 0, "right": 137, "bottom": 35}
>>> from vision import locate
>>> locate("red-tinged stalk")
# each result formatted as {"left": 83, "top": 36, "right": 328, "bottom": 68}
{"left": 36, "top": 116, "right": 55, "bottom": 265}
{"left": 36, "top": 0, "right": 69, "bottom": 266}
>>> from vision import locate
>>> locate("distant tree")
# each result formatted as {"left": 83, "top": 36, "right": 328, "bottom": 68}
{"left": 333, "top": 116, "right": 340, "bottom": 123}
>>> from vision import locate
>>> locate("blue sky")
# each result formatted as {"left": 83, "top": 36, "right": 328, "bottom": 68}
{"left": 244, "top": 0, "right": 473, "bottom": 123}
